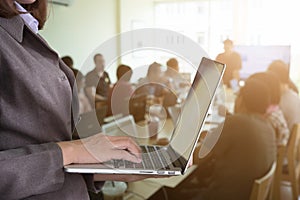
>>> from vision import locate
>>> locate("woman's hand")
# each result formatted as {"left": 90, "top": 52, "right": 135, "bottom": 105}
{"left": 57, "top": 134, "right": 142, "bottom": 166}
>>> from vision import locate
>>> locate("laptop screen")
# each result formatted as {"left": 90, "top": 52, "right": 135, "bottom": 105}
{"left": 169, "top": 57, "right": 225, "bottom": 168}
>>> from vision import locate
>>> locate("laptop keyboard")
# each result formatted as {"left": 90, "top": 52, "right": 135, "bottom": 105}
{"left": 103, "top": 145, "right": 172, "bottom": 170}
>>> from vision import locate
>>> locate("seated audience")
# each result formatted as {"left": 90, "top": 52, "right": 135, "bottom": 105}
{"left": 107, "top": 64, "right": 134, "bottom": 116}
{"left": 165, "top": 58, "right": 179, "bottom": 78}
{"left": 137, "top": 62, "right": 178, "bottom": 108}
{"left": 85, "top": 54, "right": 111, "bottom": 106}
{"left": 137, "top": 62, "right": 168, "bottom": 97}
{"left": 165, "top": 58, "right": 189, "bottom": 92}
{"left": 268, "top": 60, "right": 300, "bottom": 131}
{"left": 250, "top": 72, "right": 289, "bottom": 145}
{"left": 166, "top": 76, "right": 276, "bottom": 200}
{"left": 165, "top": 58, "right": 180, "bottom": 90}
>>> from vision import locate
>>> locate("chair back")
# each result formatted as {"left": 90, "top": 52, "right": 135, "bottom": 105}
{"left": 286, "top": 124, "right": 300, "bottom": 170}
{"left": 250, "top": 162, "right": 276, "bottom": 200}
{"left": 271, "top": 124, "right": 300, "bottom": 200}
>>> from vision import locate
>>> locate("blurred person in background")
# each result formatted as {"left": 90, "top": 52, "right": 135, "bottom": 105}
{"left": 268, "top": 60, "right": 300, "bottom": 131}
{"left": 165, "top": 76, "right": 276, "bottom": 200}
{"left": 138, "top": 62, "right": 178, "bottom": 108}
{"left": 165, "top": 58, "right": 179, "bottom": 76}
{"left": 247, "top": 72, "right": 289, "bottom": 145}
{"left": 76, "top": 72, "right": 92, "bottom": 115}
{"left": 216, "top": 39, "right": 242, "bottom": 88}
{"left": 165, "top": 58, "right": 189, "bottom": 92}
{"left": 85, "top": 54, "right": 111, "bottom": 107}
{"left": 61, "top": 55, "right": 80, "bottom": 77}
{"left": 137, "top": 62, "right": 168, "bottom": 97}
{"left": 107, "top": 64, "right": 134, "bottom": 116}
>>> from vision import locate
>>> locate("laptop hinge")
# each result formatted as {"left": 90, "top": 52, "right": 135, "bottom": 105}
{"left": 167, "top": 146, "right": 188, "bottom": 173}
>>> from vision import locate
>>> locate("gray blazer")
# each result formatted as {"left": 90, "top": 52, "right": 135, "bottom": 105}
{"left": 0, "top": 16, "right": 96, "bottom": 199}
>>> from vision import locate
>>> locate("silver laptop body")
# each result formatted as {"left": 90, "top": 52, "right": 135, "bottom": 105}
{"left": 64, "top": 57, "right": 226, "bottom": 176}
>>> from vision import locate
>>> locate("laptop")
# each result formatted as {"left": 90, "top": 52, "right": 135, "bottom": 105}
{"left": 65, "top": 57, "right": 225, "bottom": 176}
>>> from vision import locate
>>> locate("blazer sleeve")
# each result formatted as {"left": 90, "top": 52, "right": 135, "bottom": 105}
{"left": 0, "top": 142, "right": 65, "bottom": 199}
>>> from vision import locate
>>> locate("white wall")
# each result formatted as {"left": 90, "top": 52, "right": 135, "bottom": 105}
{"left": 40, "top": 0, "right": 118, "bottom": 75}
{"left": 40, "top": 0, "right": 300, "bottom": 87}
{"left": 119, "top": 0, "right": 155, "bottom": 32}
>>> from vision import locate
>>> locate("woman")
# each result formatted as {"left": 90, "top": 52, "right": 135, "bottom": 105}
{"left": 0, "top": 1, "right": 144, "bottom": 199}
{"left": 250, "top": 72, "right": 290, "bottom": 145}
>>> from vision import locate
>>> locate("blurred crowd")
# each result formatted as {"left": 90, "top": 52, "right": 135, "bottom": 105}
{"left": 62, "top": 41, "right": 300, "bottom": 199}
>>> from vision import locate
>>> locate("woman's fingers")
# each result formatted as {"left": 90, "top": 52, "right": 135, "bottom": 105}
{"left": 109, "top": 136, "right": 141, "bottom": 150}
{"left": 76, "top": 134, "right": 143, "bottom": 164}
{"left": 113, "top": 149, "right": 142, "bottom": 163}
{"left": 109, "top": 137, "right": 142, "bottom": 159}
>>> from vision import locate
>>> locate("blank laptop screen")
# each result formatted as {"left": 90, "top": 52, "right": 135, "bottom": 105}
{"left": 170, "top": 57, "right": 225, "bottom": 162}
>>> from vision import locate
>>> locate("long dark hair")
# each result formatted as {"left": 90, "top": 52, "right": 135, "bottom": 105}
{"left": 240, "top": 77, "right": 271, "bottom": 114}
{"left": 249, "top": 72, "right": 281, "bottom": 105}
{"left": 0, "top": 0, "right": 48, "bottom": 29}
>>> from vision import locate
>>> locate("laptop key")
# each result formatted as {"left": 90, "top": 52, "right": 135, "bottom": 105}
{"left": 151, "top": 153, "right": 163, "bottom": 169}
{"left": 125, "top": 160, "right": 134, "bottom": 168}
{"left": 119, "top": 160, "right": 126, "bottom": 168}
{"left": 140, "top": 145, "right": 147, "bottom": 153}
{"left": 157, "top": 151, "right": 172, "bottom": 170}
{"left": 147, "top": 146, "right": 156, "bottom": 152}
{"left": 142, "top": 153, "right": 154, "bottom": 169}
{"left": 145, "top": 146, "right": 163, "bottom": 169}
{"left": 113, "top": 160, "right": 119, "bottom": 168}
{"left": 134, "top": 162, "right": 144, "bottom": 169}
{"left": 103, "top": 160, "right": 114, "bottom": 168}
{"left": 113, "top": 160, "right": 125, "bottom": 168}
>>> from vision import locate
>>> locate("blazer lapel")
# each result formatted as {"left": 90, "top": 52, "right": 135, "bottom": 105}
{"left": 0, "top": 16, "right": 24, "bottom": 43}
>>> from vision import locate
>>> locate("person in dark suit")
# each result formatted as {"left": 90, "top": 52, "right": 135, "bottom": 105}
{"left": 0, "top": 1, "right": 145, "bottom": 199}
